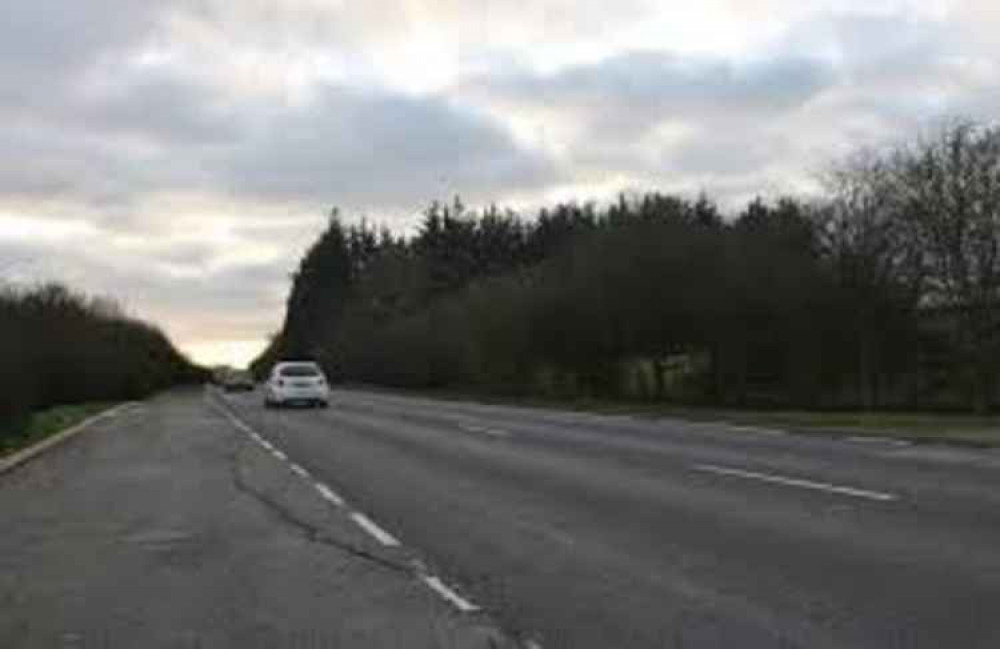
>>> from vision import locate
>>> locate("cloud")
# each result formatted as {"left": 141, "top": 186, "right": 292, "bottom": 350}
{"left": 224, "top": 86, "right": 559, "bottom": 208}
{"left": 0, "top": 224, "right": 298, "bottom": 360}
{"left": 470, "top": 50, "right": 837, "bottom": 137}
{"left": 0, "top": 2, "right": 165, "bottom": 73}
{"left": 3, "top": 0, "right": 1000, "bottom": 365}
{"left": 0, "top": 65, "right": 554, "bottom": 226}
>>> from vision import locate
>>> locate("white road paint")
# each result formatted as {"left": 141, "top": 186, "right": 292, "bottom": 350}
{"left": 693, "top": 463, "right": 898, "bottom": 502}
{"left": 846, "top": 436, "right": 911, "bottom": 447}
{"left": 350, "top": 512, "right": 401, "bottom": 547}
{"left": 208, "top": 391, "right": 495, "bottom": 625}
{"left": 460, "top": 422, "right": 511, "bottom": 439}
{"left": 421, "top": 575, "right": 480, "bottom": 613}
{"left": 683, "top": 421, "right": 785, "bottom": 436}
{"left": 314, "top": 482, "right": 345, "bottom": 507}
{"left": 728, "top": 425, "right": 786, "bottom": 436}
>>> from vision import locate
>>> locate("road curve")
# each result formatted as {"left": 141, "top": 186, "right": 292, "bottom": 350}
{"left": 222, "top": 387, "right": 1000, "bottom": 649}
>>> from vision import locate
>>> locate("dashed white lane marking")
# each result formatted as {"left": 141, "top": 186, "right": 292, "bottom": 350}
{"left": 846, "top": 436, "right": 912, "bottom": 447}
{"left": 459, "top": 422, "right": 511, "bottom": 439}
{"left": 728, "top": 425, "right": 786, "bottom": 436}
{"left": 350, "top": 512, "right": 401, "bottom": 547}
{"left": 421, "top": 575, "right": 480, "bottom": 613}
{"left": 314, "top": 482, "right": 345, "bottom": 507}
{"left": 210, "top": 395, "right": 494, "bottom": 623}
{"left": 684, "top": 421, "right": 785, "bottom": 436}
{"left": 693, "top": 463, "right": 898, "bottom": 502}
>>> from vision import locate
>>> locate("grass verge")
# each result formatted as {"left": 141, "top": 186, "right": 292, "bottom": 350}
{"left": 628, "top": 405, "right": 1000, "bottom": 447}
{"left": 353, "top": 385, "right": 1000, "bottom": 448}
{"left": 0, "top": 403, "right": 114, "bottom": 459}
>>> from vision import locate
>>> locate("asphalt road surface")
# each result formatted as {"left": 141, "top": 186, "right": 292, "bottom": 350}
{"left": 0, "top": 391, "right": 510, "bottom": 649}
{"left": 4, "top": 388, "right": 1000, "bottom": 648}
{"left": 219, "top": 387, "right": 1000, "bottom": 649}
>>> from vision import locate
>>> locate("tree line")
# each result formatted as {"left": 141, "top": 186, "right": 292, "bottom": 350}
{"left": 255, "top": 120, "right": 1000, "bottom": 413}
{"left": 1, "top": 282, "right": 206, "bottom": 441}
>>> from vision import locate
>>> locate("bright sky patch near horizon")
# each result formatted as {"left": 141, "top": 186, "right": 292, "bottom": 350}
{"left": 1, "top": 0, "right": 996, "bottom": 367}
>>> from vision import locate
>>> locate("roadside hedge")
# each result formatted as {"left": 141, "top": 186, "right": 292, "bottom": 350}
{"left": 0, "top": 283, "right": 205, "bottom": 441}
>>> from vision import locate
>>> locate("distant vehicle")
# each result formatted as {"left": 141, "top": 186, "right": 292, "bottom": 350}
{"left": 221, "top": 370, "right": 255, "bottom": 392}
{"left": 264, "top": 361, "right": 329, "bottom": 408}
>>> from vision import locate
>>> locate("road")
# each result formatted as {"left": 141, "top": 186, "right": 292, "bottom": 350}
{"left": 3, "top": 388, "right": 1000, "bottom": 648}
{"left": 219, "top": 387, "right": 1000, "bottom": 649}
{"left": 0, "top": 391, "right": 509, "bottom": 649}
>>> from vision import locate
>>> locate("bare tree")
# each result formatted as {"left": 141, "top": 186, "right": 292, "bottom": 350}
{"left": 900, "top": 120, "right": 1000, "bottom": 412}
{"left": 815, "top": 149, "right": 924, "bottom": 409}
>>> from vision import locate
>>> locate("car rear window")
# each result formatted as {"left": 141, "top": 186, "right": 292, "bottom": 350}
{"left": 280, "top": 365, "right": 320, "bottom": 377}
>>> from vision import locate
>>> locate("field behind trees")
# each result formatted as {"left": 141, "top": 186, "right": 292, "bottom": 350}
{"left": 0, "top": 283, "right": 206, "bottom": 445}
{"left": 256, "top": 120, "right": 1000, "bottom": 413}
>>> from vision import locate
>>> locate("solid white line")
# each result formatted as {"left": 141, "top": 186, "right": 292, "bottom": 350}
{"left": 290, "top": 463, "right": 310, "bottom": 478}
{"left": 693, "top": 463, "right": 898, "bottom": 501}
{"left": 350, "top": 512, "right": 401, "bottom": 547}
{"left": 421, "top": 575, "right": 480, "bottom": 613}
{"left": 271, "top": 449, "right": 287, "bottom": 461}
{"left": 314, "top": 482, "right": 345, "bottom": 506}
{"left": 484, "top": 428, "right": 511, "bottom": 439}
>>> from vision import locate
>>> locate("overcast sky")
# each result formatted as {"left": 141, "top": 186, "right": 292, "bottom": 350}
{"left": 1, "top": 0, "right": 997, "bottom": 366}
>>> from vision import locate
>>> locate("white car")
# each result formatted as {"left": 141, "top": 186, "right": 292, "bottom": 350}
{"left": 264, "top": 361, "right": 330, "bottom": 408}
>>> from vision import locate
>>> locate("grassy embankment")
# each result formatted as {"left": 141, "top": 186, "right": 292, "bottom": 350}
{"left": 0, "top": 403, "right": 113, "bottom": 459}
{"left": 362, "top": 386, "right": 1000, "bottom": 447}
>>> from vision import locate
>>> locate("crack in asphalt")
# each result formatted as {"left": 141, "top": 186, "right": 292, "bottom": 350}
{"left": 224, "top": 431, "right": 412, "bottom": 576}
{"left": 206, "top": 393, "right": 526, "bottom": 649}
{"left": 225, "top": 436, "right": 519, "bottom": 649}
